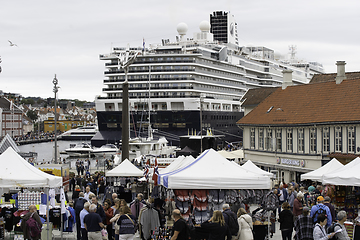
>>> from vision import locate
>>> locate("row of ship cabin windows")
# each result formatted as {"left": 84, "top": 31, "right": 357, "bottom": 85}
{"left": 249, "top": 126, "right": 356, "bottom": 154}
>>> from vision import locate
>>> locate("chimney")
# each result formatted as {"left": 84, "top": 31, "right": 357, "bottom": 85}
{"left": 282, "top": 70, "right": 293, "bottom": 90}
{"left": 335, "top": 61, "right": 346, "bottom": 84}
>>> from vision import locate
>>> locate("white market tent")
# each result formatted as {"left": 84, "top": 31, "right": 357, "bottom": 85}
{"left": 161, "top": 148, "right": 271, "bottom": 189}
{"left": 0, "top": 147, "right": 62, "bottom": 188}
{"left": 242, "top": 160, "right": 274, "bottom": 177}
{"left": 106, "top": 159, "right": 144, "bottom": 177}
{"left": 322, "top": 157, "right": 360, "bottom": 186}
{"left": 159, "top": 155, "right": 195, "bottom": 174}
{"left": 300, "top": 158, "right": 343, "bottom": 182}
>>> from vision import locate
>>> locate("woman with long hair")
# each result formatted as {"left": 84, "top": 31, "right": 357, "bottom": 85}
{"left": 117, "top": 205, "right": 137, "bottom": 240}
{"left": 237, "top": 208, "right": 253, "bottom": 240}
{"left": 201, "top": 210, "right": 232, "bottom": 240}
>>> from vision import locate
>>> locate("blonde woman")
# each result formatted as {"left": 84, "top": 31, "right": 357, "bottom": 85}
{"left": 236, "top": 208, "right": 253, "bottom": 240}
{"left": 201, "top": 210, "right": 232, "bottom": 240}
{"left": 110, "top": 198, "right": 121, "bottom": 240}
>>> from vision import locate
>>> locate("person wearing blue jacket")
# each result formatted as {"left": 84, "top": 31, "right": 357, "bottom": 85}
{"left": 310, "top": 196, "right": 332, "bottom": 227}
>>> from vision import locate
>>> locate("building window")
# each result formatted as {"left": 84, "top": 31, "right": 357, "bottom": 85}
{"left": 335, "top": 126, "right": 342, "bottom": 152}
{"left": 287, "top": 128, "right": 293, "bottom": 152}
{"left": 265, "top": 129, "right": 272, "bottom": 151}
{"left": 348, "top": 126, "right": 355, "bottom": 153}
{"left": 298, "top": 128, "right": 304, "bottom": 153}
{"left": 250, "top": 128, "right": 255, "bottom": 149}
{"left": 259, "top": 128, "right": 264, "bottom": 150}
{"left": 310, "top": 128, "right": 317, "bottom": 153}
{"left": 323, "top": 127, "right": 330, "bottom": 152}
{"left": 276, "top": 129, "right": 282, "bottom": 152}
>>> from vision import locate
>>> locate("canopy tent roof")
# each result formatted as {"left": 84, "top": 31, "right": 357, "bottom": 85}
{"left": 0, "top": 147, "right": 62, "bottom": 188}
{"left": 161, "top": 148, "right": 271, "bottom": 189}
{"left": 158, "top": 156, "right": 196, "bottom": 184}
{"left": 106, "top": 159, "right": 144, "bottom": 177}
{"left": 322, "top": 157, "right": 360, "bottom": 186}
{"left": 300, "top": 158, "right": 343, "bottom": 182}
{"left": 242, "top": 160, "right": 274, "bottom": 177}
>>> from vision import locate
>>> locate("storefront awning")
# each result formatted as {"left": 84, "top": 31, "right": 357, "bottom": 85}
{"left": 250, "top": 160, "right": 313, "bottom": 173}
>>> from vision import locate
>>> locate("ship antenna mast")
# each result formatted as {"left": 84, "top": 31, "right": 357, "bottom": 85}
{"left": 289, "top": 45, "right": 297, "bottom": 60}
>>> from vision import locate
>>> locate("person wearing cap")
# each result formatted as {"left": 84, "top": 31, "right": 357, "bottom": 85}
{"left": 310, "top": 196, "right": 332, "bottom": 227}
{"left": 294, "top": 206, "right": 313, "bottom": 240}
{"left": 323, "top": 196, "right": 335, "bottom": 223}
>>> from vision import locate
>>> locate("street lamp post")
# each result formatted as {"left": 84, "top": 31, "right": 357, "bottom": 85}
{"left": 115, "top": 47, "right": 138, "bottom": 161}
{"left": 53, "top": 75, "right": 59, "bottom": 164}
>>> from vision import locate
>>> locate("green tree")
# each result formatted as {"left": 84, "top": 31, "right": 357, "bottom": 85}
{"left": 26, "top": 110, "right": 38, "bottom": 121}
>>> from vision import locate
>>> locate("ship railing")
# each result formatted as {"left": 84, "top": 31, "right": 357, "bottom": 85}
{"left": 103, "top": 77, "right": 192, "bottom": 83}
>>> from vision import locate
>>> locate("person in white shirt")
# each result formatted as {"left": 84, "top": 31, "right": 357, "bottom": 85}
{"left": 84, "top": 186, "right": 94, "bottom": 202}
{"left": 80, "top": 202, "right": 90, "bottom": 240}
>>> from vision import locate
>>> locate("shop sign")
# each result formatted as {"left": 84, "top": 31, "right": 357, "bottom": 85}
{"left": 277, "top": 158, "right": 305, "bottom": 167}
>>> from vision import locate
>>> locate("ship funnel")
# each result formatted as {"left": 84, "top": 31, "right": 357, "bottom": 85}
{"left": 282, "top": 70, "right": 293, "bottom": 90}
{"left": 335, "top": 61, "right": 346, "bottom": 84}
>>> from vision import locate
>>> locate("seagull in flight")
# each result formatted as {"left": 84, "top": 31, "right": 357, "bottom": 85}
{"left": 8, "top": 40, "right": 18, "bottom": 47}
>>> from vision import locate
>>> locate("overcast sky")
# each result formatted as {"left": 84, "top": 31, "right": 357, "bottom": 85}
{"left": 1, "top": 0, "right": 359, "bottom": 102}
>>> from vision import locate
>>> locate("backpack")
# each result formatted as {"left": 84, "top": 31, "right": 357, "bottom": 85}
{"left": 327, "top": 222, "right": 340, "bottom": 240}
{"left": 312, "top": 206, "right": 326, "bottom": 224}
{"left": 26, "top": 212, "right": 42, "bottom": 238}
{"left": 224, "top": 211, "right": 239, "bottom": 235}
{"left": 74, "top": 198, "right": 87, "bottom": 214}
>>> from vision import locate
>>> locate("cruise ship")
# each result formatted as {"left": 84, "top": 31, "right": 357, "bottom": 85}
{"left": 92, "top": 11, "right": 324, "bottom": 147}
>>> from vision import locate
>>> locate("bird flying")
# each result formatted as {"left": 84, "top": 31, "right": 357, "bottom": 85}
{"left": 8, "top": 40, "right": 18, "bottom": 47}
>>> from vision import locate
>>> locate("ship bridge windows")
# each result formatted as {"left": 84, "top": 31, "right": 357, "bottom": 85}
{"left": 105, "top": 103, "right": 115, "bottom": 111}
{"left": 171, "top": 102, "right": 184, "bottom": 111}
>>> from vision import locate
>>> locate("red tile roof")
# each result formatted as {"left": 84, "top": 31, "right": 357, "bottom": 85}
{"left": 241, "top": 87, "right": 278, "bottom": 107}
{"left": 310, "top": 72, "right": 360, "bottom": 84}
{"left": 237, "top": 78, "right": 360, "bottom": 126}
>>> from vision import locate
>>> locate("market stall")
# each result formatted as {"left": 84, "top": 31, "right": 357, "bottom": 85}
{"left": 153, "top": 149, "right": 274, "bottom": 239}
{"left": 105, "top": 159, "right": 145, "bottom": 202}
{"left": 0, "top": 147, "right": 63, "bottom": 240}
{"left": 320, "top": 157, "right": 360, "bottom": 240}
{"left": 300, "top": 158, "right": 343, "bottom": 182}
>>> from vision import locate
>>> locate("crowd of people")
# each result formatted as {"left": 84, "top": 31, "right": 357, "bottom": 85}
{"left": 274, "top": 181, "right": 351, "bottom": 240}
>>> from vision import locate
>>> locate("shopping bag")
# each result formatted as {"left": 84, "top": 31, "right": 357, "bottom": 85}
{"left": 101, "top": 229, "right": 108, "bottom": 240}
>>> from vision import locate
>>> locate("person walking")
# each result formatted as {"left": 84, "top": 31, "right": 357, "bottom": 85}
{"left": 287, "top": 186, "right": 297, "bottom": 212}
{"left": 222, "top": 203, "right": 239, "bottom": 240}
{"left": 236, "top": 208, "right": 253, "bottom": 240}
{"left": 117, "top": 206, "right": 137, "bottom": 240}
{"left": 293, "top": 192, "right": 304, "bottom": 217}
{"left": 80, "top": 202, "right": 90, "bottom": 240}
{"left": 334, "top": 211, "right": 351, "bottom": 240}
{"left": 313, "top": 214, "right": 335, "bottom": 240}
{"left": 103, "top": 199, "right": 114, "bottom": 240}
{"left": 277, "top": 184, "right": 288, "bottom": 215}
{"left": 310, "top": 196, "right": 332, "bottom": 228}
{"left": 75, "top": 192, "right": 88, "bottom": 240}
{"left": 279, "top": 202, "right": 294, "bottom": 240}
{"left": 91, "top": 196, "right": 106, "bottom": 223}
{"left": 201, "top": 210, "right": 232, "bottom": 240}
{"left": 84, "top": 204, "right": 106, "bottom": 240}
{"left": 323, "top": 196, "right": 336, "bottom": 224}
{"left": 20, "top": 205, "right": 43, "bottom": 240}
{"left": 294, "top": 207, "right": 313, "bottom": 240}
{"left": 170, "top": 209, "right": 188, "bottom": 240}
